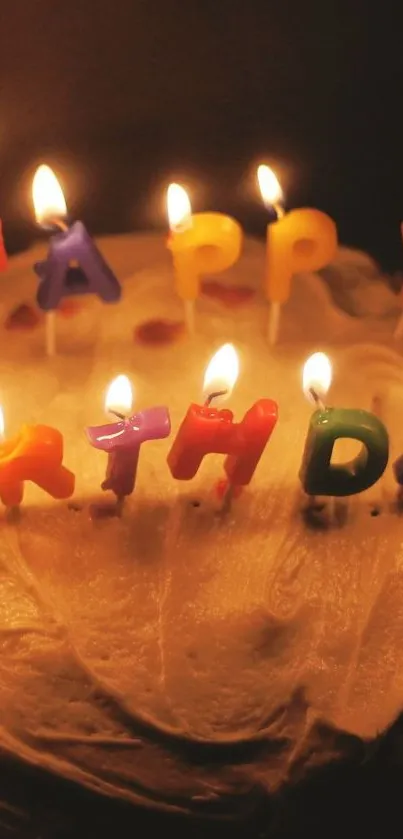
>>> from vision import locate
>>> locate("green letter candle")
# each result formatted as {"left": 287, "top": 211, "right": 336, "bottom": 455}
{"left": 300, "top": 353, "right": 389, "bottom": 497}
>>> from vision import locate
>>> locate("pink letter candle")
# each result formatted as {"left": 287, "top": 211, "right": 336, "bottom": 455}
{"left": 86, "top": 376, "right": 171, "bottom": 503}
{"left": 167, "top": 344, "right": 278, "bottom": 489}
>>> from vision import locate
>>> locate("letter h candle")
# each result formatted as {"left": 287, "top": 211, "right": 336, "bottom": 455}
{"left": 167, "top": 345, "right": 278, "bottom": 501}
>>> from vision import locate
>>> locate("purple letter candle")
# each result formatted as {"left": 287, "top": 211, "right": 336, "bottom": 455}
{"left": 35, "top": 221, "right": 121, "bottom": 311}
{"left": 32, "top": 165, "right": 122, "bottom": 357}
{"left": 86, "top": 376, "right": 171, "bottom": 502}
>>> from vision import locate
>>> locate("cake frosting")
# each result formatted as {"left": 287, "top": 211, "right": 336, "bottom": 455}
{"left": 1, "top": 232, "right": 403, "bottom": 835}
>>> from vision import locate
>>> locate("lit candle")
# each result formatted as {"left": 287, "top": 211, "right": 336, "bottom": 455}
{"left": 0, "top": 405, "right": 75, "bottom": 509}
{"left": 86, "top": 375, "right": 171, "bottom": 513}
{"left": 166, "top": 184, "right": 243, "bottom": 333}
{"left": 257, "top": 164, "right": 338, "bottom": 346}
{"left": 32, "top": 165, "right": 121, "bottom": 356}
{"left": 299, "top": 352, "right": 389, "bottom": 497}
{"left": 167, "top": 344, "right": 278, "bottom": 498}
{"left": 0, "top": 220, "right": 7, "bottom": 272}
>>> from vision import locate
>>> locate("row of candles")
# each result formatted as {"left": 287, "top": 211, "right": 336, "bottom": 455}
{"left": 0, "top": 345, "right": 399, "bottom": 513}
{"left": 0, "top": 162, "right": 401, "bottom": 514}
{"left": 0, "top": 163, "right": 339, "bottom": 354}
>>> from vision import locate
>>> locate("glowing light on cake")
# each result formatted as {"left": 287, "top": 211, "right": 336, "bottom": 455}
{"left": 303, "top": 352, "right": 332, "bottom": 409}
{"left": 105, "top": 375, "right": 134, "bottom": 419}
{"left": 32, "top": 165, "right": 67, "bottom": 226}
{"left": 257, "top": 164, "right": 284, "bottom": 214}
{"left": 167, "top": 183, "right": 192, "bottom": 231}
{"left": 203, "top": 343, "right": 239, "bottom": 405}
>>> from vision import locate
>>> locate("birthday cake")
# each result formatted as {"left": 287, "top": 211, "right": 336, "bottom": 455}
{"left": 1, "top": 232, "right": 403, "bottom": 838}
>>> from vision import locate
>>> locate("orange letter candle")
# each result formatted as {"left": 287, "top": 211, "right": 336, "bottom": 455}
{"left": 257, "top": 165, "right": 338, "bottom": 346}
{"left": 0, "top": 408, "right": 75, "bottom": 508}
{"left": 166, "top": 184, "right": 243, "bottom": 333}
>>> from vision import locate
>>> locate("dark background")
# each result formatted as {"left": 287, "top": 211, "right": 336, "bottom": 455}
{"left": 0, "top": 0, "right": 402, "bottom": 268}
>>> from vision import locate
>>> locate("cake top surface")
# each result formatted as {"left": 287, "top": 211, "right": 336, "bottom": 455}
{"left": 0, "top": 232, "right": 403, "bottom": 822}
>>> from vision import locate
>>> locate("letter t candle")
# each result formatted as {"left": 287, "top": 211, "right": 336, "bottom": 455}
{"left": 86, "top": 375, "right": 171, "bottom": 513}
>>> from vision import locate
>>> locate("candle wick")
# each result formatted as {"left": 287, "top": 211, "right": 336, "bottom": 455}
{"left": 274, "top": 203, "right": 285, "bottom": 221}
{"left": 49, "top": 217, "right": 69, "bottom": 233}
{"left": 205, "top": 389, "right": 228, "bottom": 407}
{"left": 110, "top": 410, "right": 127, "bottom": 421}
{"left": 309, "top": 387, "right": 326, "bottom": 412}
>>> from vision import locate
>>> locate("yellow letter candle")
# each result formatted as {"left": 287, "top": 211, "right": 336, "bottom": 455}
{"left": 257, "top": 165, "right": 338, "bottom": 346}
{"left": 166, "top": 183, "right": 243, "bottom": 333}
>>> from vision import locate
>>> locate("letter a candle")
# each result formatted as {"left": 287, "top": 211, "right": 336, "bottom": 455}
{"left": 166, "top": 184, "right": 243, "bottom": 334}
{"left": 299, "top": 352, "right": 389, "bottom": 498}
{"left": 32, "top": 165, "right": 121, "bottom": 357}
{"left": 257, "top": 165, "right": 338, "bottom": 346}
{"left": 167, "top": 344, "right": 278, "bottom": 503}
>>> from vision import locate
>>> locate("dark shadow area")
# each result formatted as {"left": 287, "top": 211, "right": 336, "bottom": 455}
{"left": 0, "top": 1, "right": 402, "bottom": 268}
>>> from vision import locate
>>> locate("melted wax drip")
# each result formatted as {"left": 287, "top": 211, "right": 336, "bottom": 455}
{"left": 58, "top": 298, "right": 86, "bottom": 318}
{"left": 215, "top": 478, "right": 243, "bottom": 500}
{"left": 4, "top": 303, "right": 41, "bottom": 331}
{"left": 201, "top": 280, "right": 255, "bottom": 308}
{"left": 4, "top": 298, "right": 85, "bottom": 331}
{"left": 134, "top": 319, "right": 185, "bottom": 346}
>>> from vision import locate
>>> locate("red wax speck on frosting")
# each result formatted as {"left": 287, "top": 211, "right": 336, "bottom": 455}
{"left": 134, "top": 319, "right": 185, "bottom": 346}
{"left": 215, "top": 478, "right": 243, "bottom": 500}
{"left": 4, "top": 303, "right": 42, "bottom": 331}
{"left": 58, "top": 299, "right": 86, "bottom": 317}
{"left": 201, "top": 280, "right": 255, "bottom": 308}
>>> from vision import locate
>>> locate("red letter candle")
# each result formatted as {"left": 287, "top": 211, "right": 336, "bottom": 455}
{"left": 0, "top": 406, "right": 75, "bottom": 508}
{"left": 0, "top": 220, "right": 7, "bottom": 272}
{"left": 167, "top": 344, "right": 278, "bottom": 492}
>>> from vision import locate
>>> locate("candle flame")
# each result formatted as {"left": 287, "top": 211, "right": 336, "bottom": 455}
{"left": 303, "top": 352, "right": 332, "bottom": 404}
{"left": 0, "top": 406, "right": 4, "bottom": 440}
{"left": 105, "top": 375, "right": 134, "bottom": 418}
{"left": 203, "top": 344, "right": 239, "bottom": 404}
{"left": 167, "top": 183, "right": 192, "bottom": 231}
{"left": 257, "top": 164, "right": 283, "bottom": 210}
{"left": 32, "top": 164, "right": 67, "bottom": 225}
